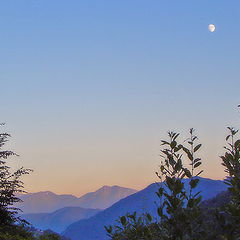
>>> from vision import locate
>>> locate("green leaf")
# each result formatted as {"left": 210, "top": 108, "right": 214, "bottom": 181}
{"left": 174, "top": 145, "right": 182, "bottom": 152}
{"left": 161, "top": 140, "right": 169, "bottom": 145}
{"left": 190, "top": 178, "right": 199, "bottom": 189}
{"left": 157, "top": 187, "right": 164, "bottom": 197}
{"left": 182, "top": 147, "right": 193, "bottom": 160}
{"left": 182, "top": 147, "right": 190, "bottom": 155}
{"left": 226, "top": 135, "right": 230, "bottom": 141}
{"left": 194, "top": 144, "right": 202, "bottom": 152}
{"left": 146, "top": 213, "right": 152, "bottom": 222}
{"left": 184, "top": 168, "right": 192, "bottom": 178}
{"left": 193, "top": 191, "right": 201, "bottom": 198}
{"left": 157, "top": 207, "right": 163, "bottom": 217}
{"left": 187, "top": 198, "right": 194, "bottom": 208}
{"left": 120, "top": 216, "right": 127, "bottom": 226}
{"left": 196, "top": 170, "right": 203, "bottom": 176}
{"left": 128, "top": 212, "right": 137, "bottom": 221}
{"left": 173, "top": 133, "right": 180, "bottom": 141}
{"left": 168, "top": 155, "right": 176, "bottom": 166}
{"left": 193, "top": 158, "right": 201, "bottom": 164}
{"left": 194, "top": 162, "right": 202, "bottom": 168}
{"left": 104, "top": 225, "right": 112, "bottom": 234}
{"left": 235, "top": 139, "right": 240, "bottom": 149}
{"left": 187, "top": 153, "right": 193, "bottom": 161}
{"left": 170, "top": 141, "right": 177, "bottom": 149}
{"left": 175, "top": 159, "right": 182, "bottom": 171}
{"left": 195, "top": 196, "right": 202, "bottom": 205}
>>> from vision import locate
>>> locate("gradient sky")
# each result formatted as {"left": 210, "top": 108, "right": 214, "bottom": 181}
{"left": 1, "top": 0, "right": 240, "bottom": 196}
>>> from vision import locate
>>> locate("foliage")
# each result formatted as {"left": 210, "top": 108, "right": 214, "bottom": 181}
{"left": 105, "top": 212, "right": 160, "bottom": 240}
{"left": 155, "top": 129, "right": 204, "bottom": 240}
{"left": 37, "top": 230, "right": 62, "bottom": 240}
{"left": 106, "top": 129, "right": 206, "bottom": 240}
{"left": 106, "top": 120, "right": 240, "bottom": 240}
{"left": 0, "top": 125, "right": 71, "bottom": 240}
{"left": 0, "top": 225, "right": 35, "bottom": 240}
{"left": 0, "top": 124, "right": 34, "bottom": 239}
{"left": 219, "top": 127, "right": 240, "bottom": 238}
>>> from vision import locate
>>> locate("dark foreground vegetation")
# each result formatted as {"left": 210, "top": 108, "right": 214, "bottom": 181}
{"left": 106, "top": 126, "right": 240, "bottom": 240}
{"left": 0, "top": 125, "right": 69, "bottom": 240}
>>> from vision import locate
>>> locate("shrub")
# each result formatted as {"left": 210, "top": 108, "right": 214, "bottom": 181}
{"left": 106, "top": 121, "right": 240, "bottom": 240}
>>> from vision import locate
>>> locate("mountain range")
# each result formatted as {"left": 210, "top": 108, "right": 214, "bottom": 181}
{"left": 63, "top": 178, "right": 227, "bottom": 240}
{"left": 22, "top": 207, "right": 101, "bottom": 233}
{"left": 17, "top": 185, "right": 137, "bottom": 214}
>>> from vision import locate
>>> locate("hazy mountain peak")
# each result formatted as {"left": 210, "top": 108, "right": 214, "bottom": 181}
{"left": 15, "top": 185, "right": 137, "bottom": 214}
{"left": 97, "top": 185, "right": 111, "bottom": 191}
{"left": 36, "top": 191, "right": 56, "bottom": 195}
{"left": 97, "top": 185, "right": 133, "bottom": 192}
{"left": 75, "top": 185, "right": 137, "bottom": 209}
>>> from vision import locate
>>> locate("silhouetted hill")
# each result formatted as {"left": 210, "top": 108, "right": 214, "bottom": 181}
{"left": 22, "top": 207, "right": 101, "bottom": 233}
{"left": 201, "top": 190, "right": 230, "bottom": 209}
{"left": 63, "top": 178, "right": 227, "bottom": 240}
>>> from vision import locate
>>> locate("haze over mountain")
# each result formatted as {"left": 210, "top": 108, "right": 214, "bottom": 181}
{"left": 63, "top": 178, "right": 227, "bottom": 240}
{"left": 16, "top": 186, "right": 137, "bottom": 214}
{"left": 72, "top": 185, "right": 137, "bottom": 209}
{"left": 22, "top": 207, "right": 101, "bottom": 233}
{"left": 17, "top": 192, "right": 77, "bottom": 214}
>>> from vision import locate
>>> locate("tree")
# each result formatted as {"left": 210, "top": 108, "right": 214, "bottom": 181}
{"left": 105, "top": 212, "right": 159, "bottom": 240}
{"left": 38, "top": 230, "right": 61, "bottom": 240}
{"left": 106, "top": 125, "right": 240, "bottom": 240}
{"left": 0, "top": 124, "right": 32, "bottom": 232}
{"left": 106, "top": 129, "right": 206, "bottom": 240}
{"left": 155, "top": 129, "right": 204, "bottom": 240}
{"left": 219, "top": 127, "right": 240, "bottom": 238}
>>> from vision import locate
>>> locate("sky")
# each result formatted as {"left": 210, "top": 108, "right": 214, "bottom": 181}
{"left": 1, "top": 0, "right": 240, "bottom": 196}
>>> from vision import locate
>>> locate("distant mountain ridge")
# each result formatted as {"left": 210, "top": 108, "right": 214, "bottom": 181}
{"left": 22, "top": 207, "right": 101, "bottom": 233}
{"left": 16, "top": 186, "right": 137, "bottom": 214}
{"left": 17, "top": 191, "right": 77, "bottom": 214}
{"left": 73, "top": 185, "right": 137, "bottom": 209}
{"left": 63, "top": 178, "right": 227, "bottom": 240}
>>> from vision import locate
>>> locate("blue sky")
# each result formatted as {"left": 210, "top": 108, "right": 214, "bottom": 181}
{"left": 1, "top": 1, "right": 240, "bottom": 195}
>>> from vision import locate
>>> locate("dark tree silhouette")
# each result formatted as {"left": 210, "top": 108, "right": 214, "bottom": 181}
{"left": 106, "top": 107, "right": 240, "bottom": 240}
{"left": 0, "top": 124, "right": 32, "bottom": 228}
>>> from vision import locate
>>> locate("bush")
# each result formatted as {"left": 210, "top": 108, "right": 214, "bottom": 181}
{"left": 106, "top": 121, "right": 240, "bottom": 240}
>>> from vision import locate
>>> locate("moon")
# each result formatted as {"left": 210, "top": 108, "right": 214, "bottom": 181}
{"left": 208, "top": 24, "right": 216, "bottom": 32}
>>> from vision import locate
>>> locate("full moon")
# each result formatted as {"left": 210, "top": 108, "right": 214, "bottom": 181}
{"left": 208, "top": 24, "right": 216, "bottom": 32}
